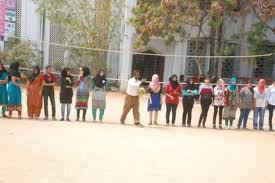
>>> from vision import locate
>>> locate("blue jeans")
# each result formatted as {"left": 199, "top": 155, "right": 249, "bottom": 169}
{"left": 237, "top": 108, "right": 251, "bottom": 128}
{"left": 253, "top": 107, "right": 265, "bottom": 129}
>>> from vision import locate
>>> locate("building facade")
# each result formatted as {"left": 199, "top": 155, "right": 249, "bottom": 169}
{"left": 1, "top": 0, "right": 274, "bottom": 91}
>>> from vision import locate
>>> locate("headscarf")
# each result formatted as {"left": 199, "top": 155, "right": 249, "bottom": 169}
{"left": 184, "top": 79, "right": 196, "bottom": 90}
{"left": 169, "top": 74, "right": 179, "bottom": 90}
{"left": 257, "top": 79, "right": 266, "bottom": 93}
{"left": 0, "top": 63, "right": 7, "bottom": 78}
{"left": 61, "top": 67, "right": 70, "bottom": 77}
{"left": 94, "top": 70, "right": 106, "bottom": 88}
{"left": 8, "top": 62, "right": 20, "bottom": 81}
{"left": 82, "top": 66, "right": 91, "bottom": 77}
{"left": 149, "top": 74, "right": 161, "bottom": 93}
{"left": 29, "top": 65, "right": 40, "bottom": 83}
{"left": 217, "top": 79, "right": 225, "bottom": 90}
{"left": 228, "top": 77, "right": 237, "bottom": 92}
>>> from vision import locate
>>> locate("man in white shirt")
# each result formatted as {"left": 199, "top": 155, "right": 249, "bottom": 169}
{"left": 267, "top": 79, "right": 275, "bottom": 131}
{"left": 120, "top": 70, "right": 144, "bottom": 127}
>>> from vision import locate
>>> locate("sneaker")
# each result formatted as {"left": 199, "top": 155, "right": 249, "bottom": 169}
{"left": 60, "top": 118, "right": 64, "bottom": 121}
{"left": 153, "top": 121, "right": 159, "bottom": 125}
{"left": 149, "top": 122, "right": 153, "bottom": 125}
{"left": 135, "top": 123, "right": 144, "bottom": 128}
{"left": 225, "top": 126, "right": 229, "bottom": 130}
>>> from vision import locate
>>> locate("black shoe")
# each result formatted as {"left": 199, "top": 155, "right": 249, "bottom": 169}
{"left": 2, "top": 114, "right": 8, "bottom": 118}
{"left": 66, "top": 118, "right": 71, "bottom": 122}
{"left": 219, "top": 125, "right": 223, "bottom": 129}
{"left": 213, "top": 125, "right": 217, "bottom": 129}
{"left": 259, "top": 128, "right": 264, "bottom": 131}
{"left": 203, "top": 125, "right": 206, "bottom": 128}
{"left": 197, "top": 124, "right": 201, "bottom": 128}
{"left": 60, "top": 118, "right": 64, "bottom": 121}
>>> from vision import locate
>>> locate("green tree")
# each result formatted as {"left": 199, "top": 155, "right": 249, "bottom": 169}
{"left": 131, "top": 0, "right": 238, "bottom": 74}
{"left": 33, "top": 0, "right": 124, "bottom": 74}
{"left": 0, "top": 38, "right": 41, "bottom": 68}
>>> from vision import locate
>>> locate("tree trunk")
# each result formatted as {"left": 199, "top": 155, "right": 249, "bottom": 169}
{"left": 194, "top": 21, "right": 204, "bottom": 75}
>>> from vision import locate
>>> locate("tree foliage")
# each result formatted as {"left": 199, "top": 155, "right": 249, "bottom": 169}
{"left": 32, "top": 0, "right": 124, "bottom": 74}
{"left": 0, "top": 38, "right": 41, "bottom": 67}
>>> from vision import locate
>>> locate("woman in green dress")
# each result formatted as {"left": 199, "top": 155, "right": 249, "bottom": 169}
{"left": 92, "top": 70, "right": 108, "bottom": 122}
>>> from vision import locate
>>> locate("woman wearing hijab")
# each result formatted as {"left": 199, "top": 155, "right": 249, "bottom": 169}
{"left": 60, "top": 67, "right": 74, "bottom": 121}
{"left": 223, "top": 77, "right": 239, "bottom": 129}
{"left": 147, "top": 74, "right": 162, "bottom": 125}
{"left": 213, "top": 79, "right": 225, "bottom": 129}
{"left": 181, "top": 78, "right": 198, "bottom": 127}
{"left": 237, "top": 80, "right": 254, "bottom": 129}
{"left": 253, "top": 79, "right": 267, "bottom": 130}
{"left": 75, "top": 66, "right": 91, "bottom": 122}
{"left": 7, "top": 62, "right": 23, "bottom": 119}
{"left": 92, "top": 70, "right": 108, "bottom": 122}
{"left": 27, "top": 65, "right": 44, "bottom": 119}
{"left": 0, "top": 63, "right": 8, "bottom": 117}
{"left": 198, "top": 77, "right": 213, "bottom": 128}
{"left": 165, "top": 74, "right": 181, "bottom": 126}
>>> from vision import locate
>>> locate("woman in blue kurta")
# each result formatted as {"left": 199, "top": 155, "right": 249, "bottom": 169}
{"left": 0, "top": 63, "right": 8, "bottom": 117}
{"left": 7, "top": 62, "right": 22, "bottom": 119}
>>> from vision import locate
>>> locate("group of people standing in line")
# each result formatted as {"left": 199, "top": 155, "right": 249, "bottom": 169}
{"left": 0, "top": 62, "right": 108, "bottom": 122}
{"left": 0, "top": 62, "right": 275, "bottom": 131}
{"left": 121, "top": 71, "right": 275, "bottom": 131}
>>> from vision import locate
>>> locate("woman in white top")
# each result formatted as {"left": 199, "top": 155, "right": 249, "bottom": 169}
{"left": 213, "top": 79, "right": 225, "bottom": 129}
{"left": 253, "top": 79, "right": 267, "bottom": 130}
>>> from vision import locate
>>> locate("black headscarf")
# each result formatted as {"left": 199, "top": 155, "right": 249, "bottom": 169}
{"left": 8, "top": 62, "right": 20, "bottom": 81}
{"left": 169, "top": 74, "right": 179, "bottom": 90}
{"left": 184, "top": 79, "right": 196, "bottom": 90}
{"left": 0, "top": 63, "right": 7, "bottom": 78}
{"left": 61, "top": 67, "right": 70, "bottom": 77}
{"left": 94, "top": 70, "right": 106, "bottom": 88}
{"left": 82, "top": 66, "right": 91, "bottom": 77}
{"left": 29, "top": 65, "right": 40, "bottom": 82}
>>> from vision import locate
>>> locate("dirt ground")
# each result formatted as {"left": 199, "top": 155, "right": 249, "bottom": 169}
{"left": 0, "top": 89, "right": 275, "bottom": 183}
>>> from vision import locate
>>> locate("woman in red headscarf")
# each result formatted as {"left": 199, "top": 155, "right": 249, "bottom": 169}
{"left": 253, "top": 79, "right": 267, "bottom": 130}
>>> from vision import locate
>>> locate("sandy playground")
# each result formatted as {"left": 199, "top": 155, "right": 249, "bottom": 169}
{"left": 0, "top": 89, "right": 275, "bottom": 183}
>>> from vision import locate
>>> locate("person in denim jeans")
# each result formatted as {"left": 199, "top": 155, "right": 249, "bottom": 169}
{"left": 266, "top": 80, "right": 275, "bottom": 131}
{"left": 237, "top": 80, "right": 254, "bottom": 129}
{"left": 253, "top": 79, "right": 267, "bottom": 130}
{"left": 42, "top": 65, "right": 56, "bottom": 120}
